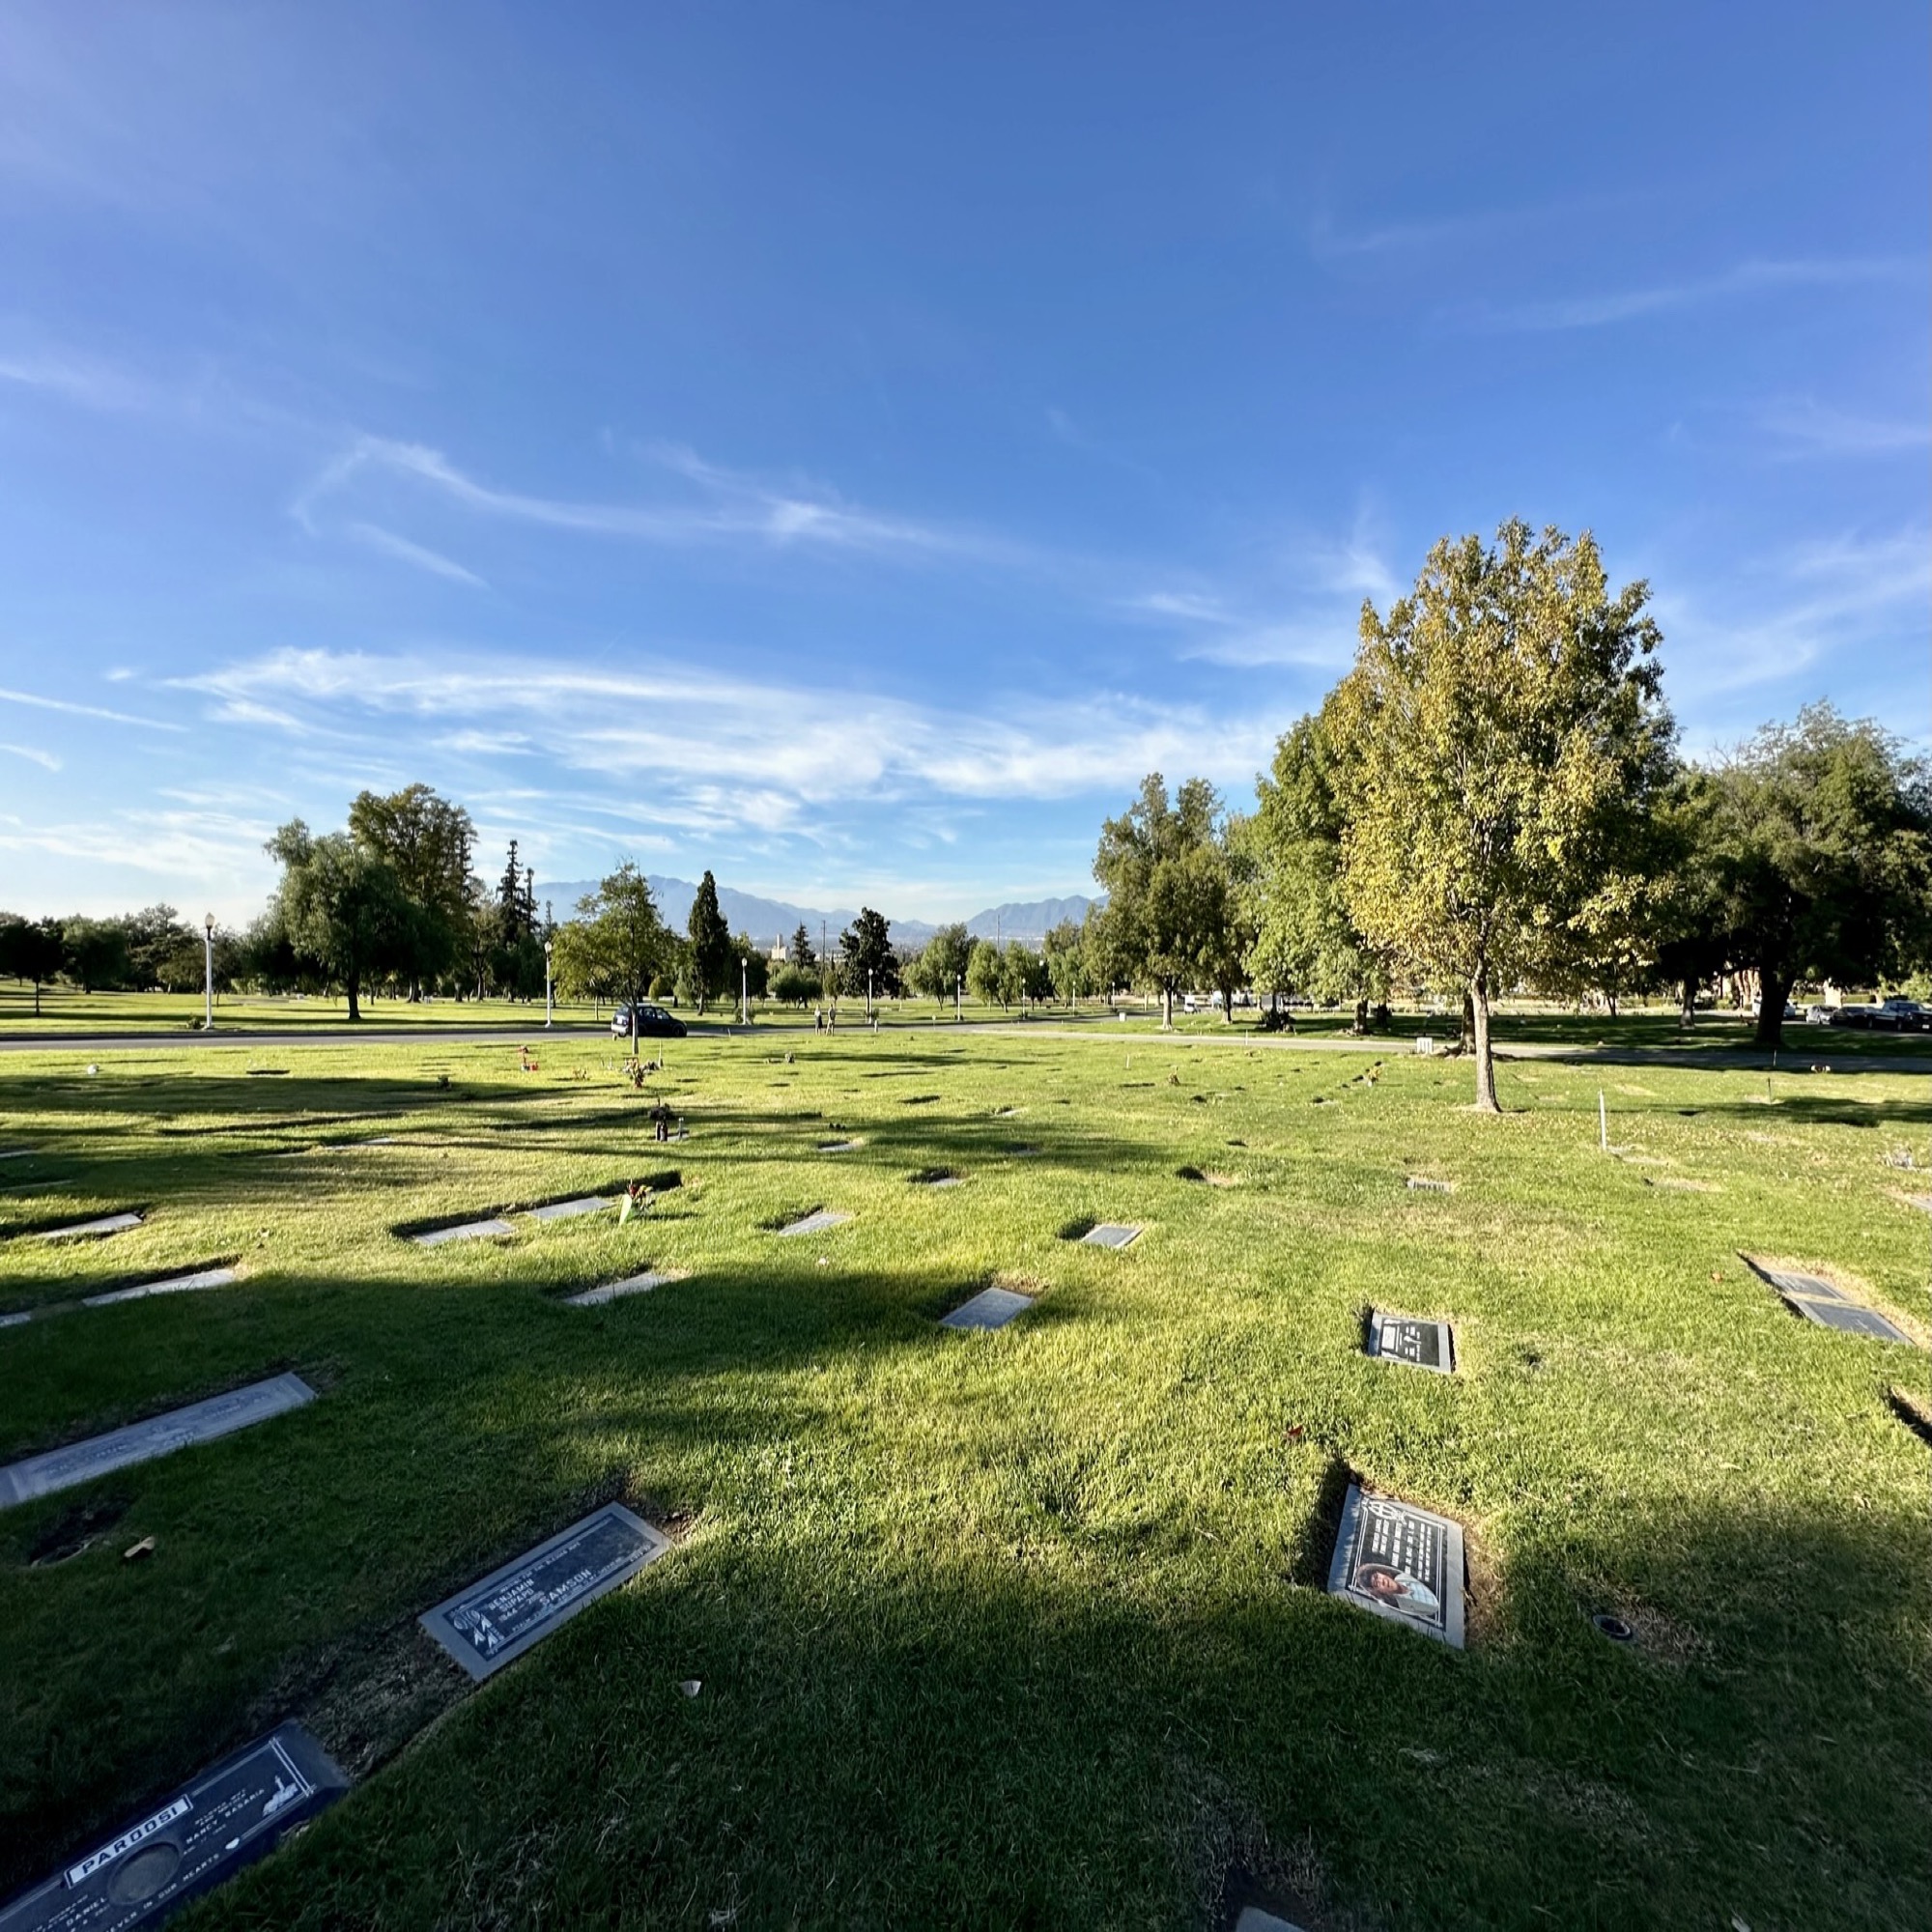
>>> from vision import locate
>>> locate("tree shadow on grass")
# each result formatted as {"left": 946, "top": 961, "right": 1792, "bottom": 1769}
{"left": 2, "top": 1243, "right": 1927, "bottom": 1929}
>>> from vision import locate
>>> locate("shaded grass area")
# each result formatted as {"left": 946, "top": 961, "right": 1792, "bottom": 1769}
{"left": 0, "top": 1034, "right": 1927, "bottom": 1929}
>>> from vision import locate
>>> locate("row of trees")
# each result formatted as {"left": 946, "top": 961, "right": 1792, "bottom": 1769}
{"left": 1072, "top": 522, "right": 1931, "bottom": 1109}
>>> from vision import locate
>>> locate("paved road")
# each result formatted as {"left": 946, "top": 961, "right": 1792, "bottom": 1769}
{"left": 1, "top": 1017, "right": 1925, "bottom": 1074}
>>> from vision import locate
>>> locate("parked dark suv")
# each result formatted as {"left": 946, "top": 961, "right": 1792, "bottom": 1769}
{"left": 610, "top": 1002, "right": 687, "bottom": 1039}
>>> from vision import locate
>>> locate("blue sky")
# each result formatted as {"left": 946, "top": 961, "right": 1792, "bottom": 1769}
{"left": 0, "top": 3, "right": 1924, "bottom": 923}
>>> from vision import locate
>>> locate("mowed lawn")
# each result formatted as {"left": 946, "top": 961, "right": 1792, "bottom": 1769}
{"left": 0, "top": 1032, "right": 1927, "bottom": 1930}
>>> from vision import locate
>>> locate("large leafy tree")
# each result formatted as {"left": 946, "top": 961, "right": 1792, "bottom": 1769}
{"left": 1699, "top": 704, "right": 1932, "bottom": 1048}
{"left": 554, "top": 863, "right": 668, "bottom": 1052}
{"left": 349, "top": 783, "right": 476, "bottom": 999}
{"left": 1091, "top": 774, "right": 1245, "bottom": 1027}
{"left": 838, "top": 907, "right": 900, "bottom": 1000}
{"left": 686, "top": 871, "right": 733, "bottom": 1015}
{"left": 265, "top": 820, "right": 411, "bottom": 1021}
{"left": 1329, "top": 521, "right": 1673, "bottom": 1110}
{"left": 1041, "top": 918, "right": 1092, "bottom": 1006}
{"left": 1246, "top": 711, "right": 1387, "bottom": 1024}
{"left": 0, "top": 915, "right": 64, "bottom": 1014}
{"left": 911, "top": 923, "right": 972, "bottom": 1006}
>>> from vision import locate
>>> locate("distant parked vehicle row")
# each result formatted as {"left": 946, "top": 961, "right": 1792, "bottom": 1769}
{"left": 1814, "top": 998, "right": 1928, "bottom": 1032}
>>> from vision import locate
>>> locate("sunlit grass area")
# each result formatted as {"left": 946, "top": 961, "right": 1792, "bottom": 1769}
{"left": 1, "top": 1032, "right": 1927, "bottom": 1927}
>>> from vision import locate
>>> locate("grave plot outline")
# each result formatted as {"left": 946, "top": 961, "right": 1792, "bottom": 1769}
{"left": 939, "top": 1285, "right": 1035, "bottom": 1331}
{"left": 1366, "top": 1310, "right": 1456, "bottom": 1375}
{"left": 1325, "top": 1482, "right": 1466, "bottom": 1649}
{"left": 418, "top": 1502, "right": 670, "bottom": 1682}
{"left": 0, "top": 1720, "right": 348, "bottom": 1932}
{"left": 0, "top": 1373, "right": 317, "bottom": 1509}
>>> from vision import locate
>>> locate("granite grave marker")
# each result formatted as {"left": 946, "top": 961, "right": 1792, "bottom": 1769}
{"left": 1080, "top": 1222, "right": 1141, "bottom": 1249}
{"left": 418, "top": 1502, "right": 668, "bottom": 1681}
{"left": 564, "top": 1271, "right": 675, "bottom": 1307}
{"left": 412, "top": 1217, "right": 514, "bottom": 1246}
{"left": 939, "top": 1286, "right": 1035, "bottom": 1331}
{"left": 527, "top": 1196, "right": 611, "bottom": 1223}
{"left": 1746, "top": 1259, "right": 1912, "bottom": 1346}
{"left": 1326, "top": 1483, "right": 1465, "bottom": 1648}
{"left": 777, "top": 1209, "right": 851, "bottom": 1237}
{"left": 0, "top": 1721, "right": 348, "bottom": 1931}
{"left": 83, "top": 1268, "right": 238, "bottom": 1309}
{"left": 1366, "top": 1311, "right": 1456, "bottom": 1375}
{"left": 0, "top": 1374, "right": 315, "bottom": 1509}
{"left": 42, "top": 1213, "right": 144, "bottom": 1242}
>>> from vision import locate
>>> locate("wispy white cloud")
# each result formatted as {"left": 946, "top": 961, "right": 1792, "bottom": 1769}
{"left": 297, "top": 434, "right": 1021, "bottom": 567}
{"left": 1654, "top": 525, "right": 1931, "bottom": 706}
{"left": 0, "top": 348, "right": 157, "bottom": 412}
{"left": 176, "top": 646, "right": 1289, "bottom": 827}
{"left": 347, "top": 521, "right": 488, "bottom": 586}
{"left": 1462, "top": 256, "right": 1921, "bottom": 332}
{"left": 0, "top": 684, "right": 185, "bottom": 731}
{"left": 1756, "top": 396, "right": 1931, "bottom": 457}
{"left": 0, "top": 742, "right": 61, "bottom": 771}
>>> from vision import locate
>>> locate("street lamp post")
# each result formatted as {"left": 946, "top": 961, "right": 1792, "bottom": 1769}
{"left": 202, "top": 913, "right": 215, "bottom": 1032}
{"left": 955, "top": 974, "right": 962, "bottom": 1020}
{"left": 544, "top": 940, "right": 554, "bottom": 1028}
{"left": 867, "top": 967, "right": 873, "bottom": 1020}
{"left": 741, "top": 957, "right": 749, "bottom": 1028}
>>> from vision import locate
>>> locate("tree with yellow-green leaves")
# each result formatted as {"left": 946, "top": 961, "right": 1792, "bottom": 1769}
{"left": 1328, "top": 521, "right": 1674, "bottom": 1111}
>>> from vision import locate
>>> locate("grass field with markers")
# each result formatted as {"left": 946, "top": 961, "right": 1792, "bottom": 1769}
{"left": 1, "top": 1030, "right": 1928, "bottom": 1929}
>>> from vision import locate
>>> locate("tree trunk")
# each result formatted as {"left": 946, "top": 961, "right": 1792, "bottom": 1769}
{"left": 346, "top": 971, "right": 362, "bottom": 1023}
{"left": 1161, "top": 982, "right": 1174, "bottom": 1029}
{"left": 1353, "top": 998, "right": 1368, "bottom": 1036}
{"left": 1754, "top": 970, "right": 1791, "bottom": 1050}
{"left": 1219, "top": 980, "right": 1236, "bottom": 1022}
{"left": 1679, "top": 976, "right": 1696, "bottom": 1026}
{"left": 1471, "top": 969, "right": 1498, "bottom": 1113}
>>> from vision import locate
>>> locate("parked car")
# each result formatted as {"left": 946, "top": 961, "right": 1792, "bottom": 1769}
{"left": 1828, "top": 1006, "right": 1877, "bottom": 1029}
{"left": 1804, "top": 1005, "right": 1835, "bottom": 1026}
{"left": 610, "top": 1002, "right": 687, "bottom": 1039}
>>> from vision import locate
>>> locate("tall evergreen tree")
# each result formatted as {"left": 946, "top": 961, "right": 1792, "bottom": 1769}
{"left": 687, "top": 870, "right": 733, "bottom": 1015}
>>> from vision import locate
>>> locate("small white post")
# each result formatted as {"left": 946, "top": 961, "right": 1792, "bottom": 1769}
{"left": 1599, "top": 1090, "right": 1608, "bottom": 1152}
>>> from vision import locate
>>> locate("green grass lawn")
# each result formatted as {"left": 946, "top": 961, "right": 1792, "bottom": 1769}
{"left": 1, "top": 1032, "right": 1927, "bottom": 1928}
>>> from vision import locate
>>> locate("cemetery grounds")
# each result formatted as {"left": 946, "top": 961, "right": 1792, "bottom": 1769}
{"left": 0, "top": 1026, "right": 1927, "bottom": 1929}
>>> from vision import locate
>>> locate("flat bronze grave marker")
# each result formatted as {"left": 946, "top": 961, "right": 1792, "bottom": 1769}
{"left": 412, "top": 1217, "right": 514, "bottom": 1246}
{"left": 1366, "top": 1311, "right": 1456, "bottom": 1374}
{"left": 83, "top": 1268, "right": 239, "bottom": 1309}
{"left": 42, "top": 1212, "right": 144, "bottom": 1242}
{"left": 527, "top": 1196, "right": 611, "bottom": 1223}
{"left": 1406, "top": 1176, "right": 1452, "bottom": 1193}
{"left": 0, "top": 1720, "right": 348, "bottom": 1931}
{"left": 777, "top": 1209, "right": 851, "bottom": 1237}
{"left": 1326, "top": 1483, "right": 1465, "bottom": 1648}
{"left": 564, "top": 1271, "right": 675, "bottom": 1307}
{"left": 939, "top": 1286, "right": 1035, "bottom": 1331}
{"left": 0, "top": 1374, "right": 316, "bottom": 1509}
{"left": 419, "top": 1502, "right": 668, "bottom": 1681}
{"left": 1081, "top": 1222, "right": 1141, "bottom": 1249}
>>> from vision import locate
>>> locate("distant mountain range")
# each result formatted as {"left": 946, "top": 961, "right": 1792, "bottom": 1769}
{"left": 540, "top": 876, "right": 1098, "bottom": 951}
